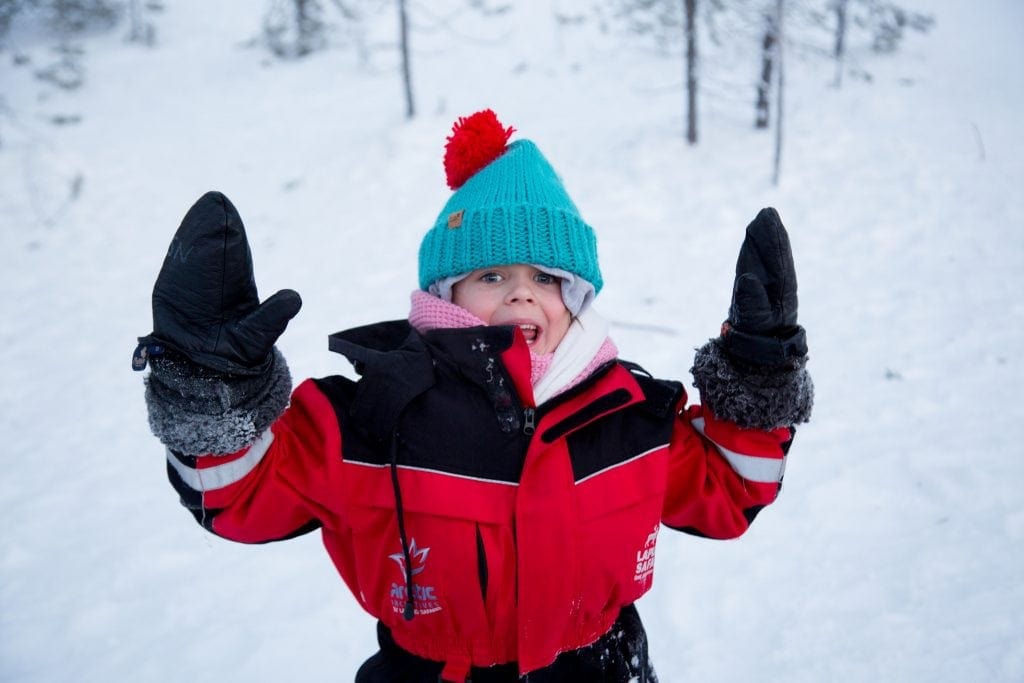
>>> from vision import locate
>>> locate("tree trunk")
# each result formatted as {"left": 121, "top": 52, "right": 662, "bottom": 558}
{"left": 755, "top": 13, "right": 775, "bottom": 129}
{"left": 398, "top": 0, "right": 415, "bottom": 119}
{"left": 772, "top": 0, "right": 785, "bottom": 186}
{"left": 832, "top": 0, "right": 848, "bottom": 87}
{"left": 296, "top": 0, "right": 312, "bottom": 57}
{"left": 127, "top": 0, "right": 143, "bottom": 42}
{"left": 684, "top": 0, "right": 697, "bottom": 144}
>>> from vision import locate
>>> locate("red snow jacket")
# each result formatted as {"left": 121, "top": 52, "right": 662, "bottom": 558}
{"left": 165, "top": 320, "right": 793, "bottom": 679}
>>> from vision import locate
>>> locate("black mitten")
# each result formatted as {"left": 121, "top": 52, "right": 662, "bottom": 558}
{"left": 719, "top": 207, "right": 807, "bottom": 367}
{"left": 691, "top": 208, "right": 813, "bottom": 430}
{"left": 132, "top": 191, "right": 302, "bottom": 375}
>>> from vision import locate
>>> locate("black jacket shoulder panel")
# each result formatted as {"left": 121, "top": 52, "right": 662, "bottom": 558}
{"left": 321, "top": 321, "right": 440, "bottom": 449}
{"left": 328, "top": 319, "right": 415, "bottom": 374}
{"left": 619, "top": 359, "right": 685, "bottom": 418}
{"left": 328, "top": 319, "right": 412, "bottom": 353}
{"left": 315, "top": 325, "right": 685, "bottom": 484}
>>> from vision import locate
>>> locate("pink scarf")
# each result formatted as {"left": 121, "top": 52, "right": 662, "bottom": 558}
{"left": 408, "top": 290, "right": 618, "bottom": 401}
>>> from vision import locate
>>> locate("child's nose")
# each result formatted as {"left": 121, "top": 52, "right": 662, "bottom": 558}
{"left": 505, "top": 277, "right": 536, "bottom": 303}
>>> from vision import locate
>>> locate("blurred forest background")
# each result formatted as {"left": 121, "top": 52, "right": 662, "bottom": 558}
{"left": 1, "top": 0, "right": 933, "bottom": 188}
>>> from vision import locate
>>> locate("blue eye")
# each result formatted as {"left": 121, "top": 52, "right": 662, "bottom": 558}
{"left": 480, "top": 271, "right": 503, "bottom": 283}
{"left": 534, "top": 272, "right": 559, "bottom": 285}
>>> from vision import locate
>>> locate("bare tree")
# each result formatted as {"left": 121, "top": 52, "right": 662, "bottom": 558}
{"left": 2, "top": 0, "right": 121, "bottom": 90}
{"left": 392, "top": 0, "right": 512, "bottom": 120}
{"left": 754, "top": 10, "right": 776, "bottom": 129}
{"left": 818, "top": 0, "right": 932, "bottom": 86}
{"left": 865, "top": 0, "right": 933, "bottom": 53}
{"left": 0, "top": 0, "right": 26, "bottom": 39}
{"left": 684, "top": 0, "right": 697, "bottom": 144}
{"left": 263, "top": 0, "right": 327, "bottom": 59}
{"left": 772, "top": 0, "right": 784, "bottom": 186}
{"left": 600, "top": 0, "right": 707, "bottom": 142}
{"left": 831, "top": 0, "right": 848, "bottom": 87}
{"left": 126, "top": 0, "right": 162, "bottom": 46}
{"left": 397, "top": 0, "right": 414, "bottom": 119}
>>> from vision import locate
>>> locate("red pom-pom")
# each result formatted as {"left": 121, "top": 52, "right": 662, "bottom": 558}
{"left": 444, "top": 109, "right": 515, "bottom": 190}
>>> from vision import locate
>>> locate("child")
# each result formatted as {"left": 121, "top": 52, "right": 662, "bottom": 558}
{"left": 133, "top": 110, "right": 813, "bottom": 682}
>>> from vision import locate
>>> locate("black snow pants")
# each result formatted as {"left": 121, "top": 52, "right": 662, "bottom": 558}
{"left": 355, "top": 603, "right": 658, "bottom": 683}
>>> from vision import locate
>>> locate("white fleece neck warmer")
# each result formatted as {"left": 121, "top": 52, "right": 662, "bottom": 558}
{"left": 532, "top": 306, "right": 612, "bottom": 404}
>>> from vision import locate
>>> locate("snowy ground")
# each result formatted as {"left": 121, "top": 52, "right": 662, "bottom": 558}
{"left": 1, "top": 1, "right": 1022, "bottom": 681}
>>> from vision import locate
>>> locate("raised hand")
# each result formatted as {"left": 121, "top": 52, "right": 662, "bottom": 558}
{"left": 133, "top": 191, "right": 301, "bottom": 374}
{"left": 719, "top": 207, "right": 807, "bottom": 367}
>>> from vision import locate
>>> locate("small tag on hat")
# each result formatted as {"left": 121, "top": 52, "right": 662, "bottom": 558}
{"left": 447, "top": 209, "right": 464, "bottom": 229}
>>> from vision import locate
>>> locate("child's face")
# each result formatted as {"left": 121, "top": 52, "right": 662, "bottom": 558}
{"left": 452, "top": 264, "right": 572, "bottom": 354}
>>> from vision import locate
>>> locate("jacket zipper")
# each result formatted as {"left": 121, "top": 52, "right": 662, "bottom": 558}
{"left": 523, "top": 407, "right": 536, "bottom": 435}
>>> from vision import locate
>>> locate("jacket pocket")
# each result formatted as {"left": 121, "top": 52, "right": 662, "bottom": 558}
{"left": 476, "top": 524, "right": 488, "bottom": 602}
{"left": 573, "top": 447, "right": 668, "bottom": 614}
{"left": 339, "top": 460, "right": 518, "bottom": 663}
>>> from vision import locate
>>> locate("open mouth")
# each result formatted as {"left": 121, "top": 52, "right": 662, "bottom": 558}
{"left": 518, "top": 324, "right": 539, "bottom": 344}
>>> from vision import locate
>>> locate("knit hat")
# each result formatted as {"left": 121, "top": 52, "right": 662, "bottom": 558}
{"left": 417, "top": 110, "right": 603, "bottom": 299}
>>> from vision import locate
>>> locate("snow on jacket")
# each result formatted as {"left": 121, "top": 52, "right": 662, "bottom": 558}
{"left": 157, "top": 320, "right": 796, "bottom": 680}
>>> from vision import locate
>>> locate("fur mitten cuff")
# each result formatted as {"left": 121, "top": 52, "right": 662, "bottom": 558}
{"left": 691, "top": 340, "right": 813, "bottom": 431}
{"left": 144, "top": 347, "right": 292, "bottom": 456}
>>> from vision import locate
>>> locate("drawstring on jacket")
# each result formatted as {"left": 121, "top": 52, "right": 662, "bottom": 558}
{"left": 389, "top": 432, "right": 416, "bottom": 621}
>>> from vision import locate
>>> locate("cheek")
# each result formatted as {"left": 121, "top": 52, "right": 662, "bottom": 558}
{"left": 547, "top": 307, "right": 572, "bottom": 343}
{"left": 453, "top": 288, "right": 496, "bottom": 323}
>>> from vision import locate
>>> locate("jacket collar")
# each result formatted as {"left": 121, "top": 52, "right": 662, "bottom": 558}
{"left": 535, "top": 362, "right": 644, "bottom": 443}
{"left": 328, "top": 321, "right": 521, "bottom": 441}
{"left": 328, "top": 321, "right": 436, "bottom": 441}
{"left": 327, "top": 320, "right": 659, "bottom": 444}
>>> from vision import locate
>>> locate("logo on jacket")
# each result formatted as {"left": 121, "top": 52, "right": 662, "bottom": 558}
{"left": 634, "top": 524, "right": 659, "bottom": 584}
{"left": 388, "top": 538, "right": 442, "bottom": 616}
{"left": 388, "top": 538, "right": 430, "bottom": 576}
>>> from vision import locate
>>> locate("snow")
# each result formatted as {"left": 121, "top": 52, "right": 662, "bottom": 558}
{"left": 2, "top": 0, "right": 1022, "bottom": 680}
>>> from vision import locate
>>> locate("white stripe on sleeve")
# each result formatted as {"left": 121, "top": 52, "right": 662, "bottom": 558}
{"left": 166, "top": 428, "right": 275, "bottom": 492}
{"left": 691, "top": 417, "right": 786, "bottom": 484}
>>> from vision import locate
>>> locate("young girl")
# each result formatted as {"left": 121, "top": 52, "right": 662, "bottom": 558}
{"left": 134, "top": 110, "right": 813, "bottom": 682}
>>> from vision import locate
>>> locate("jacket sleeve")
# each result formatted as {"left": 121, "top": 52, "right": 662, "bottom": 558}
{"left": 144, "top": 348, "right": 348, "bottom": 543}
{"left": 661, "top": 338, "right": 813, "bottom": 539}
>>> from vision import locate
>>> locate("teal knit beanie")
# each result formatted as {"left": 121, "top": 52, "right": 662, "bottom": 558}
{"left": 418, "top": 110, "right": 603, "bottom": 295}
